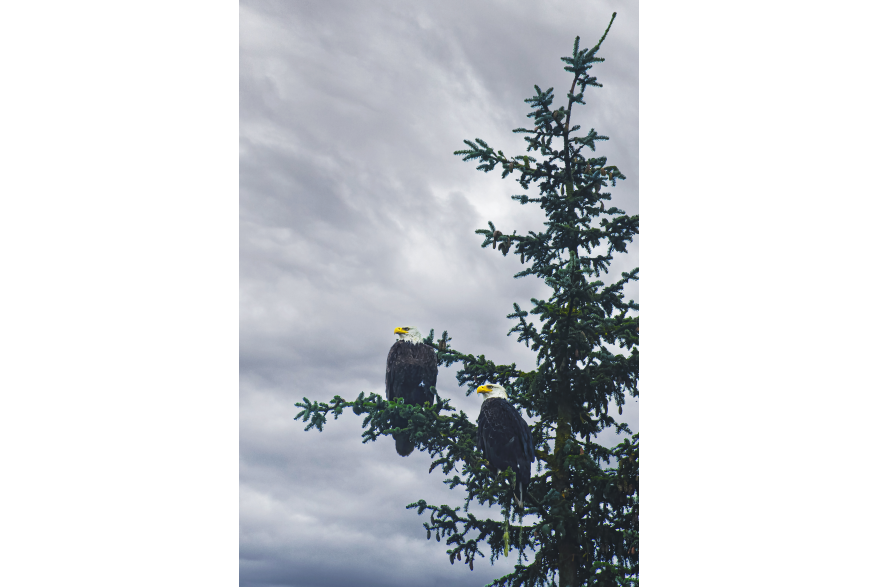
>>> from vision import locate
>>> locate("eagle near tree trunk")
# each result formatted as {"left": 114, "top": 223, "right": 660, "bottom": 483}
{"left": 476, "top": 384, "right": 535, "bottom": 507}
{"left": 385, "top": 326, "right": 438, "bottom": 456}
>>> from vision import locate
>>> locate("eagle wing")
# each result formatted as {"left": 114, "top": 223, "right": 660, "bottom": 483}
{"left": 477, "top": 397, "right": 535, "bottom": 476}
{"left": 385, "top": 341, "right": 437, "bottom": 404}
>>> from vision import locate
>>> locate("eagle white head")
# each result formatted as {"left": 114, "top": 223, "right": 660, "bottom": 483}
{"left": 393, "top": 326, "right": 423, "bottom": 343}
{"left": 476, "top": 383, "right": 508, "bottom": 400}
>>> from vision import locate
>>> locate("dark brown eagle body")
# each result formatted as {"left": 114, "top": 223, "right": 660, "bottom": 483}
{"left": 385, "top": 340, "right": 437, "bottom": 456}
{"left": 477, "top": 396, "right": 535, "bottom": 507}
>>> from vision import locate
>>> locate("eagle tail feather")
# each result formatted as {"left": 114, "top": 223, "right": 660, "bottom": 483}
{"left": 394, "top": 434, "right": 415, "bottom": 457}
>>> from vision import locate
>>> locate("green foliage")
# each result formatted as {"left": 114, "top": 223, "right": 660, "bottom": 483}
{"left": 295, "top": 13, "right": 637, "bottom": 587}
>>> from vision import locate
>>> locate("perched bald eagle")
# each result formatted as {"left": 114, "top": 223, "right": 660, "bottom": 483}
{"left": 385, "top": 326, "right": 437, "bottom": 456}
{"left": 476, "top": 384, "right": 535, "bottom": 507}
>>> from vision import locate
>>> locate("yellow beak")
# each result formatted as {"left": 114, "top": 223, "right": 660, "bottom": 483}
{"left": 476, "top": 385, "right": 491, "bottom": 394}
{"left": 394, "top": 327, "right": 407, "bottom": 335}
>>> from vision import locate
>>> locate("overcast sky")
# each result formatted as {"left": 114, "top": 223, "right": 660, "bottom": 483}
{"left": 240, "top": 1, "right": 638, "bottom": 586}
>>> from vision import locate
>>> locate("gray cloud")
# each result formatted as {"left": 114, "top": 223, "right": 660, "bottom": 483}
{"left": 241, "top": 1, "right": 638, "bottom": 585}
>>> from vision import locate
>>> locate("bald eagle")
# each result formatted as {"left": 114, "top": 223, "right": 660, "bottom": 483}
{"left": 476, "top": 384, "right": 535, "bottom": 507}
{"left": 385, "top": 326, "right": 437, "bottom": 456}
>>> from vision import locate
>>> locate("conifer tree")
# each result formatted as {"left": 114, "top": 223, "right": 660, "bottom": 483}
{"left": 295, "top": 14, "right": 638, "bottom": 587}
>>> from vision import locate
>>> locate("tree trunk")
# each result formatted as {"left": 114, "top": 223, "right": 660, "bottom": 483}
{"left": 554, "top": 398, "right": 578, "bottom": 586}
